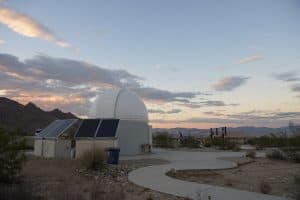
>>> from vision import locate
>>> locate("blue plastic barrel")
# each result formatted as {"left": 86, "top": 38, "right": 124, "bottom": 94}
{"left": 107, "top": 148, "right": 120, "bottom": 165}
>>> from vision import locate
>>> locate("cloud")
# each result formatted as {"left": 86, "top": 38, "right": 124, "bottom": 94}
{"left": 132, "top": 87, "right": 200, "bottom": 103}
{"left": 151, "top": 111, "right": 300, "bottom": 126}
{"left": 148, "top": 108, "right": 182, "bottom": 114}
{"left": 0, "top": 39, "right": 5, "bottom": 44}
{"left": 238, "top": 54, "right": 264, "bottom": 64}
{"left": 0, "top": 53, "right": 142, "bottom": 87}
{"left": 0, "top": 53, "right": 205, "bottom": 115}
{"left": 200, "top": 100, "right": 239, "bottom": 107}
{"left": 212, "top": 76, "right": 249, "bottom": 91}
{"left": 274, "top": 71, "right": 300, "bottom": 82}
{"left": 0, "top": 7, "right": 69, "bottom": 47}
{"left": 292, "top": 84, "right": 300, "bottom": 92}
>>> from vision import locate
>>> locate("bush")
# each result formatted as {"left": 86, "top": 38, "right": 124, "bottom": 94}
{"left": 245, "top": 150, "right": 256, "bottom": 159}
{"left": 287, "top": 151, "right": 300, "bottom": 163}
{"left": 295, "top": 175, "right": 300, "bottom": 185}
{"left": 204, "top": 140, "right": 212, "bottom": 147}
{"left": 0, "top": 129, "right": 26, "bottom": 183}
{"left": 266, "top": 149, "right": 287, "bottom": 160}
{"left": 0, "top": 183, "right": 39, "bottom": 200}
{"left": 249, "top": 134, "right": 300, "bottom": 149}
{"left": 153, "top": 134, "right": 176, "bottom": 148}
{"left": 259, "top": 180, "right": 272, "bottom": 194}
{"left": 180, "top": 136, "right": 200, "bottom": 148}
{"left": 79, "top": 148, "right": 107, "bottom": 170}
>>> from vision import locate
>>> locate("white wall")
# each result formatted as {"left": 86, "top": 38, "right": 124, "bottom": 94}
{"left": 42, "top": 140, "right": 56, "bottom": 158}
{"left": 34, "top": 139, "right": 43, "bottom": 156}
{"left": 116, "top": 120, "right": 149, "bottom": 155}
{"left": 55, "top": 140, "right": 72, "bottom": 158}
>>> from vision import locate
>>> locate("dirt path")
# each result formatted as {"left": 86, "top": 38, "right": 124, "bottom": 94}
{"left": 167, "top": 158, "right": 300, "bottom": 199}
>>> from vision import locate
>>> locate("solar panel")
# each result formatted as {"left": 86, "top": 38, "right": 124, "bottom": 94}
{"left": 37, "top": 119, "right": 77, "bottom": 138}
{"left": 75, "top": 119, "right": 101, "bottom": 138}
{"left": 95, "top": 119, "right": 119, "bottom": 138}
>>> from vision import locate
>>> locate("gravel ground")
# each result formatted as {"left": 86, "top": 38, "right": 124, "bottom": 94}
{"left": 1, "top": 156, "right": 188, "bottom": 200}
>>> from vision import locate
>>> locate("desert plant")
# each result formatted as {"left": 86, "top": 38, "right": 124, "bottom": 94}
{"left": 245, "top": 150, "right": 256, "bottom": 159}
{"left": 259, "top": 180, "right": 272, "bottom": 194}
{"left": 0, "top": 183, "right": 39, "bottom": 200}
{"left": 153, "top": 134, "right": 177, "bottom": 148}
{"left": 79, "top": 148, "right": 106, "bottom": 170}
{"left": 288, "top": 152, "right": 300, "bottom": 163}
{"left": 204, "top": 140, "right": 212, "bottom": 147}
{"left": 180, "top": 136, "right": 200, "bottom": 148}
{"left": 295, "top": 175, "right": 300, "bottom": 185}
{"left": 297, "top": 191, "right": 300, "bottom": 200}
{"left": 146, "top": 194, "right": 153, "bottom": 200}
{"left": 0, "top": 128, "right": 26, "bottom": 183}
{"left": 266, "top": 149, "right": 287, "bottom": 160}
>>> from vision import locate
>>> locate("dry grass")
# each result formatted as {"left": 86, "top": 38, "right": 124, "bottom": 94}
{"left": 260, "top": 180, "right": 272, "bottom": 194}
{"left": 79, "top": 148, "right": 107, "bottom": 170}
{"left": 10, "top": 155, "right": 185, "bottom": 200}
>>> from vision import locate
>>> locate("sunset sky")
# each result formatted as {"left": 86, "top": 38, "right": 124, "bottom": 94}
{"left": 0, "top": 0, "right": 300, "bottom": 128}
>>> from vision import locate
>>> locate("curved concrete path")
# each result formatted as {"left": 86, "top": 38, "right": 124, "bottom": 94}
{"left": 122, "top": 149, "right": 292, "bottom": 200}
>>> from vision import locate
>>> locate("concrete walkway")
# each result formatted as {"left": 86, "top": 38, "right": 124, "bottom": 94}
{"left": 122, "top": 149, "right": 292, "bottom": 200}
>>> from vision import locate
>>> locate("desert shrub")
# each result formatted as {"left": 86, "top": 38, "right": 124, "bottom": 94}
{"left": 0, "top": 183, "right": 39, "bottom": 200}
{"left": 180, "top": 136, "right": 200, "bottom": 148}
{"left": 232, "top": 144, "right": 241, "bottom": 152}
{"left": 146, "top": 195, "right": 153, "bottom": 200}
{"left": 288, "top": 152, "right": 300, "bottom": 163}
{"left": 79, "top": 148, "right": 106, "bottom": 170}
{"left": 249, "top": 135, "right": 300, "bottom": 149}
{"left": 245, "top": 150, "right": 256, "bottom": 159}
{"left": 204, "top": 139, "right": 212, "bottom": 147}
{"left": 266, "top": 149, "right": 287, "bottom": 160}
{"left": 259, "top": 180, "right": 272, "bottom": 194}
{"left": 0, "top": 129, "right": 26, "bottom": 183}
{"left": 207, "top": 138, "right": 240, "bottom": 150}
{"left": 153, "top": 134, "right": 176, "bottom": 148}
{"left": 295, "top": 175, "right": 300, "bottom": 185}
{"left": 297, "top": 191, "right": 300, "bottom": 200}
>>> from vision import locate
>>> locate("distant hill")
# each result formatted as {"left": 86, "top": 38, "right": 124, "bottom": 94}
{"left": 0, "top": 97, "right": 77, "bottom": 135}
{"left": 153, "top": 126, "right": 297, "bottom": 138}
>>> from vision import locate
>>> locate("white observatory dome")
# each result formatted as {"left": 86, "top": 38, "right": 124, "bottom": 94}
{"left": 90, "top": 88, "right": 148, "bottom": 122}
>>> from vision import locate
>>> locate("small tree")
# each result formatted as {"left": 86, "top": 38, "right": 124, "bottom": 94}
{"left": 0, "top": 128, "right": 26, "bottom": 183}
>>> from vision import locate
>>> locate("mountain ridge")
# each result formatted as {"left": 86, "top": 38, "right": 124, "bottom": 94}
{"left": 0, "top": 97, "right": 78, "bottom": 135}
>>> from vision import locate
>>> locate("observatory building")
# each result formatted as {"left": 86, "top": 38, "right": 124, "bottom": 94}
{"left": 75, "top": 88, "right": 152, "bottom": 158}
{"left": 34, "top": 88, "right": 152, "bottom": 158}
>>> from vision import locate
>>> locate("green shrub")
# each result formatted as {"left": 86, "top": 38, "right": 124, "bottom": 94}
{"left": 153, "top": 134, "right": 176, "bottom": 148}
{"left": 180, "top": 136, "right": 200, "bottom": 148}
{"left": 0, "top": 129, "right": 26, "bottom": 183}
{"left": 266, "top": 149, "right": 287, "bottom": 160}
{"left": 245, "top": 150, "right": 256, "bottom": 159}
{"left": 260, "top": 180, "right": 272, "bottom": 194}
{"left": 249, "top": 135, "right": 300, "bottom": 149}
{"left": 79, "top": 148, "right": 106, "bottom": 170}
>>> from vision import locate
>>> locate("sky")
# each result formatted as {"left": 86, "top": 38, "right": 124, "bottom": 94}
{"left": 0, "top": 0, "right": 300, "bottom": 128}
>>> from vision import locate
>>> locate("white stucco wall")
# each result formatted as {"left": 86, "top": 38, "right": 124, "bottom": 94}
{"left": 116, "top": 120, "right": 150, "bottom": 155}
{"left": 55, "top": 140, "right": 72, "bottom": 158}
{"left": 34, "top": 139, "right": 43, "bottom": 156}
{"left": 42, "top": 140, "right": 56, "bottom": 158}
